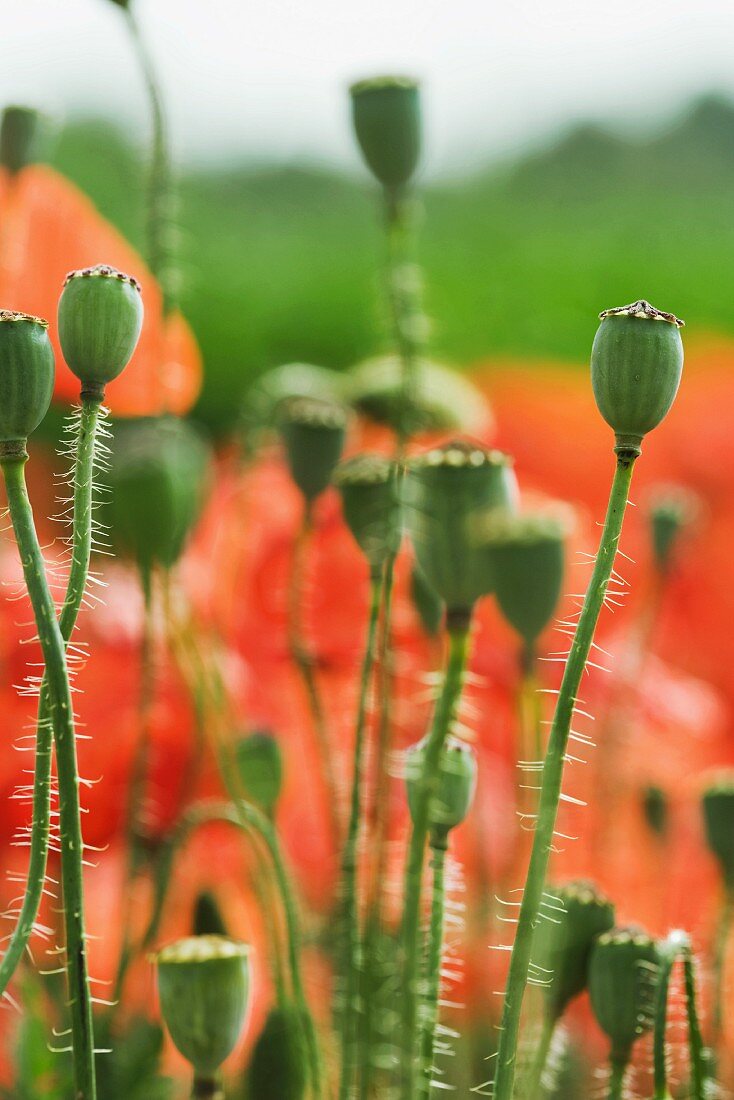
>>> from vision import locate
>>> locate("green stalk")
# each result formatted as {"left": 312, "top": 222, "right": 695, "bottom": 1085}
{"left": 0, "top": 401, "right": 103, "bottom": 994}
{"left": 653, "top": 938, "right": 678, "bottom": 1100}
{"left": 712, "top": 887, "right": 733, "bottom": 1042}
{"left": 339, "top": 569, "right": 384, "bottom": 1100}
{"left": 384, "top": 191, "right": 422, "bottom": 446}
{"left": 400, "top": 621, "right": 471, "bottom": 1099}
{"left": 493, "top": 453, "right": 637, "bottom": 1100}
{"left": 1, "top": 446, "right": 98, "bottom": 1099}
{"left": 682, "top": 944, "right": 708, "bottom": 1100}
{"left": 607, "top": 1052, "right": 629, "bottom": 1100}
{"left": 521, "top": 1014, "right": 556, "bottom": 1100}
{"left": 417, "top": 842, "right": 447, "bottom": 1097}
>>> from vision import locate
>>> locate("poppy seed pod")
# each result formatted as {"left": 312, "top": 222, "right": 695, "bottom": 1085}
{"left": 278, "top": 396, "right": 347, "bottom": 504}
{"left": 591, "top": 301, "right": 684, "bottom": 455}
{"left": 108, "top": 416, "right": 210, "bottom": 574}
{"left": 405, "top": 440, "right": 517, "bottom": 622}
{"left": 588, "top": 927, "right": 659, "bottom": 1061}
{"left": 475, "top": 510, "right": 570, "bottom": 648}
{"left": 533, "top": 880, "right": 615, "bottom": 1022}
{"left": 155, "top": 936, "right": 251, "bottom": 1078}
{"left": 405, "top": 736, "right": 478, "bottom": 849}
{"left": 58, "top": 265, "right": 144, "bottom": 396}
{"left": 410, "top": 562, "right": 444, "bottom": 636}
{"left": 0, "top": 311, "right": 54, "bottom": 446}
{"left": 334, "top": 454, "right": 400, "bottom": 573}
{"left": 235, "top": 731, "right": 283, "bottom": 817}
{"left": 350, "top": 76, "right": 421, "bottom": 191}
{"left": 1, "top": 106, "right": 42, "bottom": 175}
{"left": 245, "top": 1005, "right": 308, "bottom": 1100}
{"left": 648, "top": 485, "right": 698, "bottom": 573}
{"left": 702, "top": 776, "right": 734, "bottom": 890}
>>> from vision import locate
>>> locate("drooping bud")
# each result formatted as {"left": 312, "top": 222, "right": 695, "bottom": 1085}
{"left": 405, "top": 736, "right": 477, "bottom": 849}
{"left": 642, "top": 784, "right": 669, "bottom": 839}
{"left": 405, "top": 440, "right": 517, "bottom": 624}
{"left": 350, "top": 76, "right": 421, "bottom": 191}
{"left": 0, "top": 312, "right": 54, "bottom": 446}
{"left": 245, "top": 1005, "right": 308, "bottom": 1100}
{"left": 334, "top": 454, "right": 400, "bottom": 573}
{"left": 533, "top": 880, "right": 615, "bottom": 1022}
{"left": 155, "top": 935, "right": 251, "bottom": 1078}
{"left": 591, "top": 301, "right": 684, "bottom": 455}
{"left": 1, "top": 106, "right": 42, "bottom": 175}
{"left": 475, "top": 509, "right": 570, "bottom": 649}
{"left": 410, "top": 562, "right": 444, "bottom": 636}
{"left": 193, "top": 891, "right": 228, "bottom": 937}
{"left": 347, "top": 355, "right": 492, "bottom": 437}
{"left": 58, "top": 265, "right": 144, "bottom": 397}
{"left": 647, "top": 484, "right": 699, "bottom": 573}
{"left": 702, "top": 775, "right": 734, "bottom": 890}
{"left": 278, "top": 396, "right": 347, "bottom": 505}
{"left": 108, "top": 416, "right": 210, "bottom": 575}
{"left": 235, "top": 731, "right": 283, "bottom": 818}
{"left": 588, "top": 927, "right": 659, "bottom": 1061}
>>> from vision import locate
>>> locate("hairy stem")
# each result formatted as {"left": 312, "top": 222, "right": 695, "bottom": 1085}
{"left": 493, "top": 453, "right": 637, "bottom": 1100}
{"left": 653, "top": 940, "right": 678, "bottom": 1099}
{"left": 400, "top": 623, "right": 471, "bottom": 1099}
{"left": 2, "top": 449, "right": 98, "bottom": 1099}
{"left": 417, "top": 842, "right": 447, "bottom": 1097}
{"left": 0, "top": 401, "right": 103, "bottom": 995}
{"left": 339, "top": 570, "right": 384, "bottom": 1100}
{"left": 683, "top": 944, "right": 709, "bottom": 1100}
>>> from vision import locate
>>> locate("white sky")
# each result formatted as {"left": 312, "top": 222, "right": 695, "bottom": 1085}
{"left": 3, "top": 0, "right": 734, "bottom": 175}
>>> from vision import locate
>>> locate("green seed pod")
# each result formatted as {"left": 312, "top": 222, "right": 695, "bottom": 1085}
{"left": 642, "top": 784, "right": 669, "bottom": 839}
{"left": 245, "top": 1005, "right": 308, "bottom": 1100}
{"left": 244, "top": 362, "right": 344, "bottom": 432}
{"left": 108, "top": 416, "right": 210, "bottom": 574}
{"left": 0, "top": 311, "right": 54, "bottom": 445}
{"left": 334, "top": 453, "right": 400, "bottom": 573}
{"left": 278, "top": 396, "right": 347, "bottom": 505}
{"left": 410, "top": 562, "right": 444, "bottom": 636}
{"left": 588, "top": 927, "right": 659, "bottom": 1060}
{"left": 235, "top": 731, "right": 283, "bottom": 817}
{"left": 405, "top": 736, "right": 478, "bottom": 849}
{"left": 702, "top": 775, "right": 734, "bottom": 890}
{"left": 1, "top": 106, "right": 42, "bottom": 175}
{"left": 591, "top": 301, "right": 684, "bottom": 454}
{"left": 648, "top": 484, "right": 698, "bottom": 573}
{"left": 533, "top": 880, "right": 615, "bottom": 1022}
{"left": 350, "top": 76, "right": 421, "bottom": 191}
{"left": 155, "top": 935, "right": 251, "bottom": 1077}
{"left": 193, "top": 891, "right": 228, "bottom": 937}
{"left": 475, "top": 510, "right": 570, "bottom": 648}
{"left": 58, "top": 265, "right": 144, "bottom": 396}
{"left": 405, "top": 439, "right": 517, "bottom": 621}
{"left": 347, "top": 355, "right": 491, "bottom": 436}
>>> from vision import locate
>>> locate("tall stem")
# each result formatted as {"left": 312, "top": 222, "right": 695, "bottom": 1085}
{"left": 339, "top": 571, "right": 384, "bottom": 1100}
{"left": 1, "top": 450, "right": 97, "bottom": 1099}
{"left": 712, "top": 888, "right": 733, "bottom": 1043}
{"left": 653, "top": 941, "right": 677, "bottom": 1099}
{"left": 384, "top": 192, "right": 422, "bottom": 446}
{"left": 400, "top": 622, "right": 471, "bottom": 1099}
{"left": 0, "top": 401, "right": 102, "bottom": 994}
{"left": 417, "top": 843, "right": 447, "bottom": 1097}
{"left": 493, "top": 453, "right": 636, "bottom": 1100}
{"left": 288, "top": 503, "right": 342, "bottom": 852}
{"left": 607, "top": 1053, "right": 629, "bottom": 1100}
{"left": 682, "top": 945, "right": 708, "bottom": 1100}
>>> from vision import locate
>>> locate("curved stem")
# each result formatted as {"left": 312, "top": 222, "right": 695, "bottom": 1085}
{"left": 2, "top": 448, "right": 98, "bottom": 1099}
{"left": 417, "top": 842, "right": 447, "bottom": 1097}
{"left": 607, "top": 1052, "right": 629, "bottom": 1100}
{"left": 338, "top": 571, "right": 384, "bottom": 1100}
{"left": 400, "top": 622, "right": 471, "bottom": 1099}
{"left": 0, "top": 402, "right": 103, "bottom": 995}
{"left": 522, "top": 1013, "right": 556, "bottom": 1100}
{"left": 493, "top": 454, "right": 637, "bottom": 1100}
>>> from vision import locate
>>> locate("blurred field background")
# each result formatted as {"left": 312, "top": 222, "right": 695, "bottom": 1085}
{"left": 45, "top": 94, "right": 734, "bottom": 436}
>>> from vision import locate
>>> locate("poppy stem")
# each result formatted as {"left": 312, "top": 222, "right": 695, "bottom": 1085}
{"left": 1, "top": 442, "right": 99, "bottom": 1099}
{"left": 522, "top": 1013, "right": 556, "bottom": 1100}
{"left": 682, "top": 942, "right": 709, "bottom": 1100}
{"left": 653, "top": 934, "right": 681, "bottom": 1099}
{"left": 384, "top": 191, "right": 422, "bottom": 446}
{"left": 607, "top": 1052, "right": 629, "bottom": 1100}
{"left": 417, "top": 840, "right": 447, "bottom": 1097}
{"left": 338, "top": 569, "right": 384, "bottom": 1100}
{"left": 400, "top": 621, "right": 471, "bottom": 1099}
{"left": 713, "top": 886, "right": 734, "bottom": 1043}
{"left": 492, "top": 453, "right": 637, "bottom": 1100}
{"left": 0, "top": 400, "right": 103, "bottom": 997}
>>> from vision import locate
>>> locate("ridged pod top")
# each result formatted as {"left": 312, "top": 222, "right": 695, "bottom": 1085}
{"left": 599, "top": 300, "right": 684, "bottom": 327}
{"left": 64, "top": 263, "right": 142, "bottom": 291}
{"left": 0, "top": 309, "right": 54, "bottom": 445}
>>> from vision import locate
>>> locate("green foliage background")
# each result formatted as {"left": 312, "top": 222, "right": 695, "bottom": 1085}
{"left": 50, "top": 95, "right": 734, "bottom": 436}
